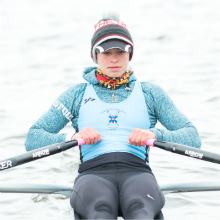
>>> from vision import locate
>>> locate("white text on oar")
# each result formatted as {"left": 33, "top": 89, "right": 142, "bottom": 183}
{"left": 33, "top": 149, "right": 50, "bottom": 158}
{"left": 0, "top": 160, "right": 12, "bottom": 170}
{"left": 185, "top": 150, "right": 203, "bottom": 159}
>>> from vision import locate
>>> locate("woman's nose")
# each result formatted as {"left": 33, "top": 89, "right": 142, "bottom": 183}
{"left": 110, "top": 53, "right": 118, "bottom": 62}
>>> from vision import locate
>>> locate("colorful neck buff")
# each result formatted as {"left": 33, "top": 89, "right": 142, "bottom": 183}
{"left": 96, "top": 68, "right": 133, "bottom": 90}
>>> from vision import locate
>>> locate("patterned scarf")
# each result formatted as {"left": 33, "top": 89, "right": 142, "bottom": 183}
{"left": 96, "top": 68, "right": 133, "bottom": 90}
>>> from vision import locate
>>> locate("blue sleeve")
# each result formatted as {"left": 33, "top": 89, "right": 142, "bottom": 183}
{"left": 141, "top": 82, "right": 201, "bottom": 148}
{"left": 25, "top": 83, "right": 87, "bottom": 151}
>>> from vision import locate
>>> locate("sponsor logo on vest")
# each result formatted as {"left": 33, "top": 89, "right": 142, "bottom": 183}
{"left": 0, "top": 160, "right": 12, "bottom": 170}
{"left": 84, "top": 97, "right": 96, "bottom": 104}
{"left": 102, "top": 109, "right": 125, "bottom": 130}
{"left": 52, "top": 100, "right": 73, "bottom": 121}
{"left": 33, "top": 149, "right": 50, "bottom": 158}
{"left": 185, "top": 150, "right": 203, "bottom": 159}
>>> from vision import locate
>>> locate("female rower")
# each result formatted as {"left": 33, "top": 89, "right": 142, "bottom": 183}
{"left": 25, "top": 12, "right": 201, "bottom": 219}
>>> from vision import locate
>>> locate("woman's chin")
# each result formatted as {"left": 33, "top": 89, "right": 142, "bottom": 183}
{"left": 106, "top": 70, "right": 125, "bottom": 77}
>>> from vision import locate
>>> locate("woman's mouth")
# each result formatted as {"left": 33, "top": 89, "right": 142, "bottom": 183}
{"left": 108, "top": 66, "right": 120, "bottom": 71}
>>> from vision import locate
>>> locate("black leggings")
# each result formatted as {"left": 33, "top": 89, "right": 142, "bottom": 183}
{"left": 70, "top": 163, "right": 165, "bottom": 219}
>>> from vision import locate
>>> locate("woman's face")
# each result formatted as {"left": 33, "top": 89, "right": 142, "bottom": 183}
{"left": 97, "top": 48, "right": 130, "bottom": 77}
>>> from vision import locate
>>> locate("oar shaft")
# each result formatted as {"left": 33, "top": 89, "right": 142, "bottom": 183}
{"left": 0, "top": 138, "right": 84, "bottom": 171}
{"left": 2, "top": 137, "right": 220, "bottom": 171}
{"left": 146, "top": 139, "right": 220, "bottom": 164}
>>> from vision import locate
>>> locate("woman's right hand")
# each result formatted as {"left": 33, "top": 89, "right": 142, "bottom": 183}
{"left": 71, "top": 127, "right": 102, "bottom": 145}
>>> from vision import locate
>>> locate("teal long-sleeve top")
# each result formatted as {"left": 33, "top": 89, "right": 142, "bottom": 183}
{"left": 25, "top": 66, "right": 201, "bottom": 151}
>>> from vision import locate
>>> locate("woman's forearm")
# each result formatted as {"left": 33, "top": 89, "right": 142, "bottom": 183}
{"left": 150, "top": 123, "right": 201, "bottom": 148}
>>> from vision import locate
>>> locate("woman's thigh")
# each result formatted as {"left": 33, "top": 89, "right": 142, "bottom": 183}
{"left": 120, "top": 172, "right": 165, "bottom": 219}
{"left": 70, "top": 174, "right": 118, "bottom": 219}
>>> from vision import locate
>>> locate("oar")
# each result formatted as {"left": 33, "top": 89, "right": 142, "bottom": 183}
{"left": 1, "top": 137, "right": 220, "bottom": 171}
{"left": 146, "top": 139, "right": 220, "bottom": 165}
{"left": 0, "top": 138, "right": 85, "bottom": 171}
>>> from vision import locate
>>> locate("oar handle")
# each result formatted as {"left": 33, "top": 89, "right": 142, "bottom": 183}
{"left": 145, "top": 139, "right": 157, "bottom": 146}
{"left": 0, "top": 138, "right": 84, "bottom": 171}
{"left": 75, "top": 138, "right": 86, "bottom": 146}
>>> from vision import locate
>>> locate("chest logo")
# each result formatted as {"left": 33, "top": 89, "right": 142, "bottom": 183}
{"left": 84, "top": 97, "right": 96, "bottom": 104}
{"left": 102, "top": 109, "right": 125, "bottom": 130}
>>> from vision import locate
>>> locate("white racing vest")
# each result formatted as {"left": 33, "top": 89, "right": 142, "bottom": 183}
{"left": 78, "top": 81, "right": 151, "bottom": 163}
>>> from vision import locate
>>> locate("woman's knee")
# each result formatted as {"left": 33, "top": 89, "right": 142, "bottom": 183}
{"left": 120, "top": 173, "right": 165, "bottom": 219}
{"left": 71, "top": 174, "right": 118, "bottom": 219}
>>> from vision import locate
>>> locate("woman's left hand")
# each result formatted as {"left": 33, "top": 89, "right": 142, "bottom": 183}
{"left": 128, "top": 128, "right": 155, "bottom": 147}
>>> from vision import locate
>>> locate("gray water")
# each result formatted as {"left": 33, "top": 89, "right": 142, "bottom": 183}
{"left": 0, "top": 0, "right": 220, "bottom": 219}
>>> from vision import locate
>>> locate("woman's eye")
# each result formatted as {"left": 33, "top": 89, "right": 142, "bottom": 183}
{"left": 103, "top": 52, "right": 110, "bottom": 55}
{"left": 118, "top": 51, "right": 125, "bottom": 54}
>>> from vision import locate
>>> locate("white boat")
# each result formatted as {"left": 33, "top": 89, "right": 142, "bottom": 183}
{"left": 1, "top": 180, "right": 220, "bottom": 219}
{"left": 1, "top": 181, "right": 220, "bottom": 197}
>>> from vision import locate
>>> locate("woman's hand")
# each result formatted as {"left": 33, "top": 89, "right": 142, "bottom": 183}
{"left": 128, "top": 128, "right": 155, "bottom": 147}
{"left": 71, "top": 127, "right": 102, "bottom": 145}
